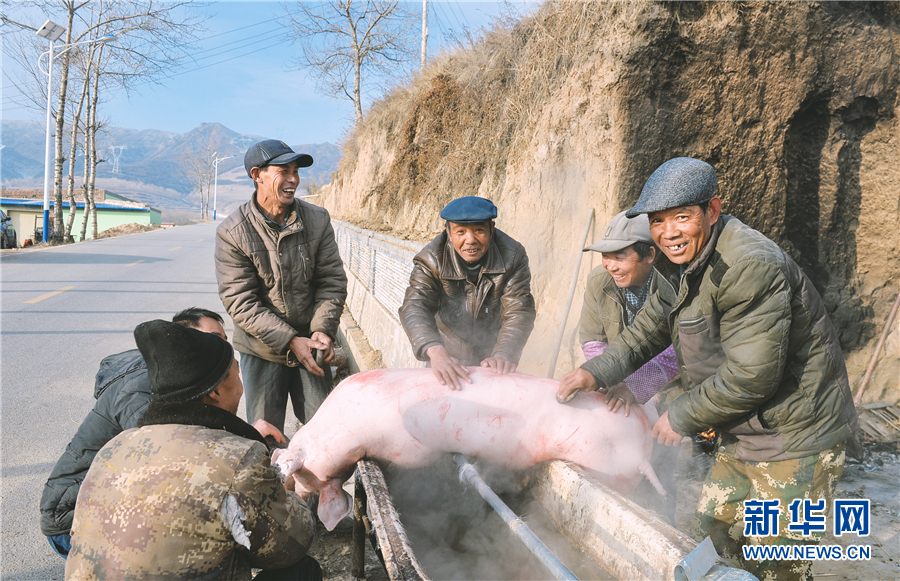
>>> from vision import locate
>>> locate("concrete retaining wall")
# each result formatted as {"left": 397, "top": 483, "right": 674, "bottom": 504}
{"left": 334, "top": 220, "right": 424, "bottom": 369}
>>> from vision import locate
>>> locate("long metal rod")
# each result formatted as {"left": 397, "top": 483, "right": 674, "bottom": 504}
{"left": 453, "top": 454, "right": 579, "bottom": 581}
{"left": 547, "top": 209, "right": 595, "bottom": 378}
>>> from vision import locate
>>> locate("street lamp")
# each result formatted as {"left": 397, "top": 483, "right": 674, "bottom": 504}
{"left": 37, "top": 20, "right": 116, "bottom": 243}
{"left": 212, "top": 154, "right": 235, "bottom": 221}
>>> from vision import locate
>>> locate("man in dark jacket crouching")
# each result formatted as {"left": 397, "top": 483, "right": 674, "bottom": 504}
{"left": 66, "top": 320, "right": 320, "bottom": 581}
{"left": 558, "top": 158, "right": 859, "bottom": 581}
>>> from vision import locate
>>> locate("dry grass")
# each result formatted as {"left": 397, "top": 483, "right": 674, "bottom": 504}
{"left": 337, "top": 1, "right": 652, "bottom": 226}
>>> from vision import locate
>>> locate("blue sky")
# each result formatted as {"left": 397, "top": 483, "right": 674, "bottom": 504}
{"left": 2, "top": 1, "right": 538, "bottom": 144}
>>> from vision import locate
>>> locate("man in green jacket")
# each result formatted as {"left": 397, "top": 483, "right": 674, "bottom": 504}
{"left": 558, "top": 157, "right": 859, "bottom": 581}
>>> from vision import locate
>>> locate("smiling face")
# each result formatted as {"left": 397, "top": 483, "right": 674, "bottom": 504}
{"left": 648, "top": 197, "right": 721, "bottom": 265}
{"left": 252, "top": 160, "right": 301, "bottom": 212}
{"left": 601, "top": 245, "right": 655, "bottom": 289}
{"left": 448, "top": 221, "right": 493, "bottom": 264}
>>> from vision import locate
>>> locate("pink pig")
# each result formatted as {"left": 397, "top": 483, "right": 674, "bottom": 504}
{"left": 271, "top": 368, "right": 665, "bottom": 530}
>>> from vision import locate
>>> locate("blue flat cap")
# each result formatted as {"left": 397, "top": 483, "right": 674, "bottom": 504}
{"left": 440, "top": 196, "right": 498, "bottom": 223}
{"left": 625, "top": 157, "right": 716, "bottom": 218}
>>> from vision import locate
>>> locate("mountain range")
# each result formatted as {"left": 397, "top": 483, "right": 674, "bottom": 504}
{"left": 1, "top": 120, "right": 342, "bottom": 215}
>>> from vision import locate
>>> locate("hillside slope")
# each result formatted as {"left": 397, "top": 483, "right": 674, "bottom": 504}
{"left": 320, "top": 1, "right": 899, "bottom": 403}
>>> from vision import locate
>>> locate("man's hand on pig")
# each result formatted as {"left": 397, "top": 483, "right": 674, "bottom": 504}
{"left": 556, "top": 368, "right": 598, "bottom": 403}
{"left": 481, "top": 354, "right": 517, "bottom": 375}
{"left": 252, "top": 419, "right": 287, "bottom": 444}
{"left": 651, "top": 411, "right": 684, "bottom": 447}
{"left": 289, "top": 333, "right": 333, "bottom": 376}
{"left": 604, "top": 382, "right": 635, "bottom": 417}
{"left": 426, "top": 344, "right": 472, "bottom": 390}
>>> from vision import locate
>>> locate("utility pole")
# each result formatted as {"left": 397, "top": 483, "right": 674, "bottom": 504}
{"left": 421, "top": 0, "right": 428, "bottom": 71}
{"left": 108, "top": 145, "right": 127, "bottom": 173}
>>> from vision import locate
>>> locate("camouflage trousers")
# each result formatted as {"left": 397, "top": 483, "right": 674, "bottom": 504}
{"left": 690, "top": 443, "right": 845, "bottom": 581}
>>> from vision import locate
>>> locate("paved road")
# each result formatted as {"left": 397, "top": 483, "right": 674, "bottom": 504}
{"left": 0, "top": 222, "right": 231, "bottom": 579}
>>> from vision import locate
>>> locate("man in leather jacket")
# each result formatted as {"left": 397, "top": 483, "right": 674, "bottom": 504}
{"left": 399, "top": 197, "right": 536, "bottom": 389}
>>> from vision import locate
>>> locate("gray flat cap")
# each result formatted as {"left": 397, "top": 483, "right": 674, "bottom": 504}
{"left": 583, "top": 211, "right": 652, "bottom": 253}
{"left": 625, "top": 157, "right": 716, "bottom": 218}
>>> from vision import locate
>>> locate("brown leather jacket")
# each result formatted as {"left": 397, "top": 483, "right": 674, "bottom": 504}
{"left": 215, "top": 195, "right": 347, "bottom": 365}
{"left": 399, "top": 229, "right": 536, "bottom": 365}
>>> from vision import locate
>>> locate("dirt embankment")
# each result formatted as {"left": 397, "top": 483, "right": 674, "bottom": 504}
{"left": 319, "top": 1, "right": 900, "bottom": 403}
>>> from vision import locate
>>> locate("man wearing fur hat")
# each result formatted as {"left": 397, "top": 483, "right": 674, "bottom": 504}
{"left": 558, "top": 158, "right": 859, "bottom": 581}
{"left": 400, "top": 196, "right": 536, "bottom": 389}
{"left": 216, "top": 139, "right": 347, "bottom": 433}
{"left": 66, "top": 320, "right": 320, "bottom": 580}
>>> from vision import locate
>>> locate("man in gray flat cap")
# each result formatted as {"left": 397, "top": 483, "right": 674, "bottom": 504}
{"left": 400, "top": 196, "right": 536, "bottom": 389}
{"left": 558, "top": 157, "right": 859, "bottom": 581}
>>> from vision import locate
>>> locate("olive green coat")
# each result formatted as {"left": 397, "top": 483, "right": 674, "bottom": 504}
{"left": 578, "top": 266, "right": 673, "bottom": 345}
{"left": 582, "top": 215, "right": 859, "bottom": 462}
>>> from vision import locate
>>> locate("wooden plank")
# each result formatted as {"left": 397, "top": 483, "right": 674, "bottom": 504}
{"left": 356, "top": 459, "right": 430, "bottom": 581}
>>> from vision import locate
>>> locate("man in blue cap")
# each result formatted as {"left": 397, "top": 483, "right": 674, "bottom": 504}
{"left": 400, "top": 196, "right": 536, "bottom": 389}
{"left": 557, "top": 158, "right": 859, "bottom": 581}
{"left": 215, "top": 139, "right": 347, "bottom": 433}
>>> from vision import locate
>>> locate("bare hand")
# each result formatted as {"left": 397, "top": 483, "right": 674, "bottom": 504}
{"left": 426, "top": 344, "right": 472, "bottom": 390}
{"left": 557, "top": 368, "right": 598, "bottom": 403}
{"left": 651, "top": 411, "right": 684, "bottom": 447}
{"left": 604, "top": 382, "right": 635, "bottom": 416}
{"left": 252, "top": 419, "right": 287, "bottom": 444}
{"left": 289, "top": 334, "right": 332, "bottom": 376}
{"left": 481, "top": 354, "right": 517, "bottom": 375}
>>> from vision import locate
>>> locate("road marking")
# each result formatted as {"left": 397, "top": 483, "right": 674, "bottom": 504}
{"left": 126, "top": 259, "right": 145, "bottom": 266}
{"left": 197, "top": 239, "right": 203, "bottom": 242}
{"left": 24, "top": 286, "right": 75, "bottom": 304}
{"left": 169, "top": 246, "right": 182, "bottom": 251}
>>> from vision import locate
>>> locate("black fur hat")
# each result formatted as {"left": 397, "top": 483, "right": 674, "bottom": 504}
{"left": 134, "top": 319, "right": 234, "bottom": 402}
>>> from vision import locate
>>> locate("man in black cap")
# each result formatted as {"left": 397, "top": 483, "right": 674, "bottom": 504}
{"left": 66, "top": 320, "right": 320, "bottom": 580}
{"left": 399, "top": 196, "right": 536, "bottom": 388}
{"left": 40, "top": 307, "right": 231, "bottom": 559}
{"left": 557, "top": 157, "right": 858, "bottom": 581}
{"left": 215, "top": 139, "right": 347, "bottom": 433}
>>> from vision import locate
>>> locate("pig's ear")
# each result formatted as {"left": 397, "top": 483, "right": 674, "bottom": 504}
{"left": 317, "top": 480, "right": 352, "bottom": 531}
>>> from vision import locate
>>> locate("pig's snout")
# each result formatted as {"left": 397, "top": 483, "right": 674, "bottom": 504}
{"left": 271, "top": 448, "right": 303, "bottom": 483}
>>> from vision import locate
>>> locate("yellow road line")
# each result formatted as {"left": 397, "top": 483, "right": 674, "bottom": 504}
{"left": 169, "top": 246, "right": 182, "bottom": 251}
{"left": 24, "top": 286, "right": 75, "bottom": 304}
{"left": 197, "top": 239, "right": 203, "bottom": 242}
{"left": 126, "top": 259, "right": 145, "bottom": 267}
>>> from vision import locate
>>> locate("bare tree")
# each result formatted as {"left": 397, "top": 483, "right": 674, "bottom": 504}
{"left": 181, "top": 137, "right": 217, "bottom": 220}
{"left": 284, "top": 0, "right": 419, "bottom": 123}
{"left": 4, "top": 0, "right": 207, "bottom": 242}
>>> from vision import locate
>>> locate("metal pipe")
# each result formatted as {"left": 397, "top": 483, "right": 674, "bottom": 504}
{"left": 453, "top": 454, "right": 579, "bottom": 581}
{"left": 547, "top": 209, "right": 595, "bottom": 378}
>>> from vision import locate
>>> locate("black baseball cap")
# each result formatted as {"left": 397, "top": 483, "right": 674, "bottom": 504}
{"left": 244, "top": 139, "right": 313, "bottom": 177}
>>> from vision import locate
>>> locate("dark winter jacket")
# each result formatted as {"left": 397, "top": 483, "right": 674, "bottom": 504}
{"left": 215, "top": 195, "right": 347, "bottom": 365}
{"left": 582, "top": 215, "right": 859, "bottom": 462}
{"left": 399, "top": 229, "right": 536, "bottom": 365}
{"left": 66, "top": 402, "right": 315, "bottom": 580}
{"left": 40, "top": 349, "right": 150, "bottom": 537}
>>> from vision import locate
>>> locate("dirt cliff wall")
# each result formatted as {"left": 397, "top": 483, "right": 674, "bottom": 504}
{"left": 319, "top": 1, "right": 899, "bottom": 403}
